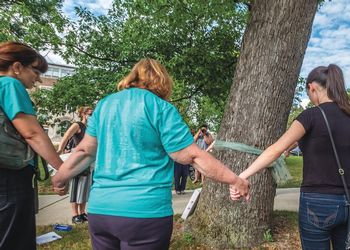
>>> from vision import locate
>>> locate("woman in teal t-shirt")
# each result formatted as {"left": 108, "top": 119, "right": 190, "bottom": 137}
{"left": 53, "top": 58, "right": 249, "bottom": 250}
{"left": 0, "top": 42, "right": 63, "bottom": 250}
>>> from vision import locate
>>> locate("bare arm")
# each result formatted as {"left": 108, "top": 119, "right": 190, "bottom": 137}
{"left": 52, "top": 134, "right": 97, "bottom": 188}
{"left": 12, "top": 113, "right": 63, "bottom": 169}
{"left": 239, "top": 120, "right": 305, "bottom": 180}
{"left": 56, "top": 123, "right": 80, "bottom": 154}
{"left": 170, "top": 143, "right": 249, "bottom": 197}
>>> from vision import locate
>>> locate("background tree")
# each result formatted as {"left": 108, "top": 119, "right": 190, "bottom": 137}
{"left": 0, "top": 0, "right": 66, "bottom": 50}
{"left": 30, "top": 0, "right": 248, "bottom": 129}
{"left": 186, "top": 0, "right": 318, "bottom": 248}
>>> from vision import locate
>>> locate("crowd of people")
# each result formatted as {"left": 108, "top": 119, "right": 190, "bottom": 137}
{"left": 1, "top": 40, "right": 350, "bottom": 250}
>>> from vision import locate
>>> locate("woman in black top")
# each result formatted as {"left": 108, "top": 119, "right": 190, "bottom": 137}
{"left": 231, "top": 64, "right": 350, "bottom": 249}
{"left": 57, "top": 106, "right": 93, "bottom": 224}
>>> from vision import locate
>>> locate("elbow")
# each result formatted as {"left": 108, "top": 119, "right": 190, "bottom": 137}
{"left": 21, "top": 129, "right": 40, "bottom": 141}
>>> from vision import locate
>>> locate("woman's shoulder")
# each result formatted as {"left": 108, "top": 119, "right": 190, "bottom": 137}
{"left": 0, "top": 76, "right": 24, "bottom": 90}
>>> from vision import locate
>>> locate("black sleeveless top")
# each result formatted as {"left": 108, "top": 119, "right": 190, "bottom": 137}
{"left": 70, "top": 122, "right": 86, "bottom": 149}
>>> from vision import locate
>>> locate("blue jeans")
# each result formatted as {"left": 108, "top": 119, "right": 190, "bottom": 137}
{"left": 299, "top": 192, "right": 349, "bottom": 250}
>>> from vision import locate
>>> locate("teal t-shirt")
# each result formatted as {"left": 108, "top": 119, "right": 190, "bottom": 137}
{"left": 0, "top": 76, "right": 36, "bottom": 120}
{"left": 86, "top": 88, "right": 194, "bottom": 218}
{"left": 0, "top": 76, "right": 36, "bottom": 166}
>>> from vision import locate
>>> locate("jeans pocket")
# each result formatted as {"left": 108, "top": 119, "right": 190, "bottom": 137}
{"left": 306, "top": 201, "right": 339, "bottom": 229}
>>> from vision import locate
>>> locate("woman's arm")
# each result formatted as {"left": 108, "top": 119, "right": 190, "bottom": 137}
{"left": 12, "top": 113, "right": 63, "bottom": 169}
{"left": 239, "top": 120, "right": 305, "bottom": 180}
{"left": 56, "top": 123, "right": 80, "bottom": 154}
{"left": 170, "top": 143, "right": 249, "bottom": 198}
{"left": 52, "top": 134, "right": 97, "bottom": 188}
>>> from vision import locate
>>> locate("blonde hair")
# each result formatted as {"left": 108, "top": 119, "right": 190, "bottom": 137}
{"left": 77, "top": 106, "right": 92, "bottom": 119}
{"left": 118, "top": 58, "right": 173, "bottom": 100}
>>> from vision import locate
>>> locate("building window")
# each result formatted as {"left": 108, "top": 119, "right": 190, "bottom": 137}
{"left": 61, "top": 69, "right": 74, "bottom": 77}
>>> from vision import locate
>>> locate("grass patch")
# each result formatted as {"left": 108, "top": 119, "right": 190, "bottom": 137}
{"left": 278, "top": 156, "right": 303, "bottom": 188}
{"left": 37, "top": 224, "right": 91, "bottom": 250}
{"left": 37, "top": 211, "right": 300, "bottom": 249}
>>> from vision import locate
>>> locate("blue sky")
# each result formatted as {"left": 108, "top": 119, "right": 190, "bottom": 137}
{"left": 47, "top": 0, "right": 350, "bottom": 104}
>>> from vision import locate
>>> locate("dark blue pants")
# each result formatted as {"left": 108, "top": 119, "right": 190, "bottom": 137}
{"left": 299, "top": 192, "right": 348, "bottom": 250}
{"left": 174, "top": 162, "right": 189, "bottom": 192}
{"left": 88, "top": 214, "right": 173, "bottom": 250}
{"left": 0, "top": 166, "right": 36, "bottom": 250}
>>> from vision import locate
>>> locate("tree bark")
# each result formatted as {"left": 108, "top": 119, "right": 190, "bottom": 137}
{"left": 186, "top": 0, "right": 318, "bottom": 248}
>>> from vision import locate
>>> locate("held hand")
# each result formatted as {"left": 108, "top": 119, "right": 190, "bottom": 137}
{"left": 229, "top": 177, "right": 250, "bottom": 201}
{"left": 53, "top": 183, "right": 68, "bottom": 196}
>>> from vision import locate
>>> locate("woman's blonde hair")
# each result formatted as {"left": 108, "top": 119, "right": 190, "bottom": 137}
{"left": 118, "top": 58, "right": 173, "bottom": 100}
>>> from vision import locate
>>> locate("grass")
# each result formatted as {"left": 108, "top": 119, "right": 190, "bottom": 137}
{"left": 37, "top": 211, "right": 301, "bottom": 250}
{"left": 278, "top": 156, "right": 303, "bottom": 188}
{"left": 37, "top": 224, "right": 91, "bottom": 250}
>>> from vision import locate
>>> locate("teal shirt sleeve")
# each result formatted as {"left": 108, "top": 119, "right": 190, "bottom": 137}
{"left": 0, "top": 77, "right": 36, "bottom": 120}
{"left": 86, "top": 101, "right": 99, "bottom": 137}
{"left": 158, "top": 103, "right": 194, "bottom": 153}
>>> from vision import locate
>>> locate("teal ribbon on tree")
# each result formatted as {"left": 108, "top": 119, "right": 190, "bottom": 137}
{"left": 214, "top": 140, "right": 291, "bottom": 184}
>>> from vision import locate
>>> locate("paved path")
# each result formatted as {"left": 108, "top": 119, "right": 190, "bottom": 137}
{"left": 36, "top": 188, "right": 300, "bottom": 225}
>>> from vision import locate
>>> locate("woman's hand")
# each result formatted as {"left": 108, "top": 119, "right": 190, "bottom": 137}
{"left": 53, "top": 183, "right": 68, "bottom": 196}
{"left": 229, "top": 177, "right": 250, "bottom": 201}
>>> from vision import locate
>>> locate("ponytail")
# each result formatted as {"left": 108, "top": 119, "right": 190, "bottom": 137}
{"left": 326, "top": 64, "right": 350, "bottom": 115}
{"left": 306, "top": 64, "right": 350, "bottom": 115}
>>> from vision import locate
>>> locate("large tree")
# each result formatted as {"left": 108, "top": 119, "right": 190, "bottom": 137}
{"left": 186, "top": 0, "right": 318, "bottom": 248}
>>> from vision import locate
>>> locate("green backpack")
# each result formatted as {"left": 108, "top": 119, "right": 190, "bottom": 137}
{"left": 0, "top": 107, "right": 35, "bottom": 169}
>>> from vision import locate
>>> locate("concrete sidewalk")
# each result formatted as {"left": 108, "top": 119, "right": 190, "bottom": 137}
{"left": 36, "top": 188, "right": 300, "bottom": 225}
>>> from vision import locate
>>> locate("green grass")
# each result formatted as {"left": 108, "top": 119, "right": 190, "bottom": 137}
{"left": 37, "top": 224, "right": 91, "bottom": 250}
{"left": 278, "top": 156, "right": 303, "bottom": 188}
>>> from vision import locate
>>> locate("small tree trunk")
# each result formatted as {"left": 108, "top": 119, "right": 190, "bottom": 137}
{"left": 186, "top": 0, "right": 318, "bottom": 248}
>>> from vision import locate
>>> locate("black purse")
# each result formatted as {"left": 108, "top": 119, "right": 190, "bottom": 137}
{"left": 318, "top": 105, "right": 350, "bottom": 249}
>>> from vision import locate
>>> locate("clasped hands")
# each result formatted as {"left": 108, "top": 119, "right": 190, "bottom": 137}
{"left": 229, "top": 175, "right": 250, "bottom": 201}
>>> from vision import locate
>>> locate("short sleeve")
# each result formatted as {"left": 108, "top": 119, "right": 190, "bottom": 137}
{"left": 86, "top": 107, "right": 97, "bottom": 137}
{"left": 158, "top": 104, "right": 194, "bottom": 153}
{"left": 0, "top": 77, "right": 35, "bottom": 120}
{"left": 295, "top": 108, "right": 314, "bottom": 132}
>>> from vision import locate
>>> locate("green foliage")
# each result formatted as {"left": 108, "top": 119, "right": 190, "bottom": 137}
{"left": 30, "top": 0, "right": 249, "bottom": 129}
{"left": 37, "top": 224, "right": 91, "bottom": 250}
{"left": 278, "top": 156, "right": 303, "bottom": 188}
{"left": 183, "top": 232, "right": 194, "bottom": 244}
{"left": 0, "top": 0, "right": 67, "bottom": 50}
{"left": 287, "top": 106, "right": 304, "bottom": 128}
{"left": 263, "top": 229, "right": 273, "bottom": 242}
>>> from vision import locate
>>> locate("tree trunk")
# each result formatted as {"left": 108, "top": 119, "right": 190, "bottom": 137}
{"left": 186, "top": 0, "right": 318, "bottom": 248}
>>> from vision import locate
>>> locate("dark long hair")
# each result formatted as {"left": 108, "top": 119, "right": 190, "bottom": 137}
{"left": 306, "top": 64, "right": 350, "bottom": 115}
{"left": 0, "top": 41, "right": 48, "bottom": 73}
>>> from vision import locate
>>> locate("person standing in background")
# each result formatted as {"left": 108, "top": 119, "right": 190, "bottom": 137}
{"left": 57, "top": 106, "right": 93, "bottom": 224}
{"left": 174, "top": 161, "right": 189, "bottom": 194}
{"left": 193, "top": 124, "right": 214, "bottom": 183}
